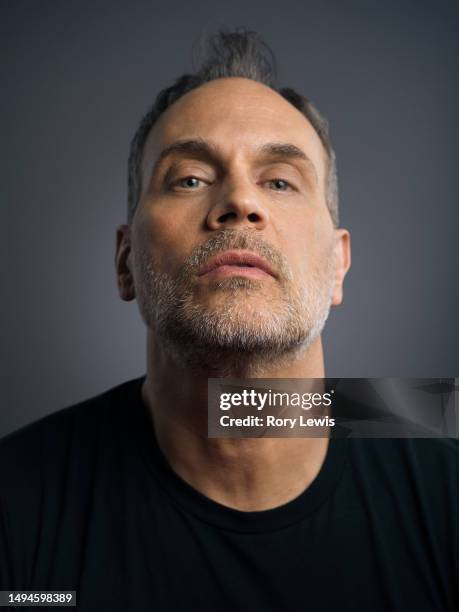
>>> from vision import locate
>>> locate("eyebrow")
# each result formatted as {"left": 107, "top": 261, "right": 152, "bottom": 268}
{"left": 150, "top": 138, "right": 318, "bottom": 182}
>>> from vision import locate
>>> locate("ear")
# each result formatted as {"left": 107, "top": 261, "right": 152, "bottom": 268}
{"left": 331, "top": 228, "right": 351, "bottom": 306}
{"left": 115, "top": 224, "right": 136, "bottom": 301}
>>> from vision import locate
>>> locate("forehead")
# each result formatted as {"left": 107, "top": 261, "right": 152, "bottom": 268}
{"left": 142, "top": 77, "right": 327, "bottom": 182}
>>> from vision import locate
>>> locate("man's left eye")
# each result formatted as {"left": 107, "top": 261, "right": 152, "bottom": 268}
{"left": 268, "top": 179, "right": 292, "bottom": 191}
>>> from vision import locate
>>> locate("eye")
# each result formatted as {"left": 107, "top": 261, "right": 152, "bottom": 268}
{"left": 176, "top": 176, "right": 205, "bottom": 189}
{"left": 267, "top": 178, "right": 293, "bottom": 191}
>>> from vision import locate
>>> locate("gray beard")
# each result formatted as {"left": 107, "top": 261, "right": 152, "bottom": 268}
{"left": 133, "top": 229, "right": 335, "bottom": 376}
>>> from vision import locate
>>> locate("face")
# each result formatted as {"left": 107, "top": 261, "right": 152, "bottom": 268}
{"left": 116, "top": 78, "right": 350, "bottom": 368}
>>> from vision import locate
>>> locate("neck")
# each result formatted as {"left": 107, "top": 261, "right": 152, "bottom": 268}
{"left": 141, "top": 333, "right": 329, "bottom": 511}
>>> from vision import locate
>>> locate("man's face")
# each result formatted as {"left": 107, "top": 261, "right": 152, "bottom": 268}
{"left": 118, "top": 78, "right": 350, "bottom": 366}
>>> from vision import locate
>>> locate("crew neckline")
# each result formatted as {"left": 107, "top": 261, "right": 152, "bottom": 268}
{"left": 131, "top": 375, "right": 349, "bottom": 533}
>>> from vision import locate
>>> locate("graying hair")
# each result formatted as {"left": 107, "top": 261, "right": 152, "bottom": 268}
{"left": 127, "top": 30, "right": 339, "bottom": 226}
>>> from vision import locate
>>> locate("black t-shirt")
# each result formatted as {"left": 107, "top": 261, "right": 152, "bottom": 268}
{"left": 0, "top": 376, "right": 457, "bottom": 611}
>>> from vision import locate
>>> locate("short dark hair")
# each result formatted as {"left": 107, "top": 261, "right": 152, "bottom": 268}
{"left": 127, "top": 29, "right": 339, "bottom": 226}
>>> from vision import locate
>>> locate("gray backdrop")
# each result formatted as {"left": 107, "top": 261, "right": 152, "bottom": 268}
{"left": 2, "top": 0, "right": 458, "bottom": 437}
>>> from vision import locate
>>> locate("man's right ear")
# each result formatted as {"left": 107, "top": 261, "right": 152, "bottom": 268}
{"left": 115, "top": 224, "right": 136, "bottom": 301}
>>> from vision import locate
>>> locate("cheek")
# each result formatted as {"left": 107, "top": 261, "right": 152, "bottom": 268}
{"left": 280, "top": 214, "right": 333, "bottom": 280}
{"left": 132, "top": 200, "right": 199, "bottom": 274}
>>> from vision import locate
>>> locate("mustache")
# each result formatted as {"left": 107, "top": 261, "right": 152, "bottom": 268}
{"left": 180, "top": 229, "right": 292, "bottom": 283}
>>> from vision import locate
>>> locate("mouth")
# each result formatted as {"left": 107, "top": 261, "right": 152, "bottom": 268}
{"left": 197, "top": 250, "right": 277, "bottom": 280}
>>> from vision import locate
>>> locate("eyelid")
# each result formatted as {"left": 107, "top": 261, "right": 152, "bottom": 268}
{"left": 165, "top": 162, "right": 214, "bottom": 182}
{"left": 165, "top": 159, "right": 214, "bottom": 177}
{"left": 260, "top": 161, "right": 304, "bottom": 184}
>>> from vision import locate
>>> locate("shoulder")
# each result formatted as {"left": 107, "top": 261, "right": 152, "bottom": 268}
{"left": 398, "top": 437, "right": 458, "bottom": 492}
{"left": 0, "top": 376, "right": 145, "bottom": 493}
{"left": 346, "top": 437, "right": 458, "bottom": 504}
{"left": 347, "top": 436, "right": 458, "bottom": 467}
{"left": 0, "top": 376, "right": 145, "bottom": 586}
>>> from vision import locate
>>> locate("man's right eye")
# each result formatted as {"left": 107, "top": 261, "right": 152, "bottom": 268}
{"left": 175, "top": 177, "right": 204, "bottom": 189}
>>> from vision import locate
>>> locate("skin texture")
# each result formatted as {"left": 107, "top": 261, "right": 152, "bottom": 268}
{"left": 115, "top": 77, "right": 351, "bottom": 511}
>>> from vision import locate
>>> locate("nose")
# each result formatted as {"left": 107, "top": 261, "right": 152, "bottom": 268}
{"left": 205, "top": 177, "right": 269, "bottom": 231}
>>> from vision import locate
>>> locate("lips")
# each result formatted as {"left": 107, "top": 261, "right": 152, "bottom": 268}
{"left": 197, "top": 250, "right": 277, "bottom": 279}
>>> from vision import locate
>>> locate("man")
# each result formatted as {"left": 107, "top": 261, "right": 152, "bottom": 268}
{"left": 0, "top": 30, "right": 457, "bottom": 612}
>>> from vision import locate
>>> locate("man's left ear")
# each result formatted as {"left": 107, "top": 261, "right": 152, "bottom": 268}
{"left": 331, "top": 229, "right": 351, "bottom": 306}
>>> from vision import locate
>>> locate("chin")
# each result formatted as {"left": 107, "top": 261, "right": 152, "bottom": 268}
{"left": 195, "top": 279, "right": 280, "bottom": 309}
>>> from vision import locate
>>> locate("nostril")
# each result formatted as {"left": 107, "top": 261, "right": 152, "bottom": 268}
{"left": 247, "top": 213, "right": 259, "bottom": 222}
{"left": 218, "top": 211, "right": 237, "bottom": 223}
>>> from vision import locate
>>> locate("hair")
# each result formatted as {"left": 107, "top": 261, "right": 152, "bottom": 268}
{"left": 127, "top": 29, "right": 339, "bottom": 226}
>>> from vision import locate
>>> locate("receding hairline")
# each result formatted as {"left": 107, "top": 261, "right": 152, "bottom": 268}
{"left": 142, "top": 76, "right": 326, "bottom": 151}
{"left": 139, "top": 77, "right": 327, "bottom": 196}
